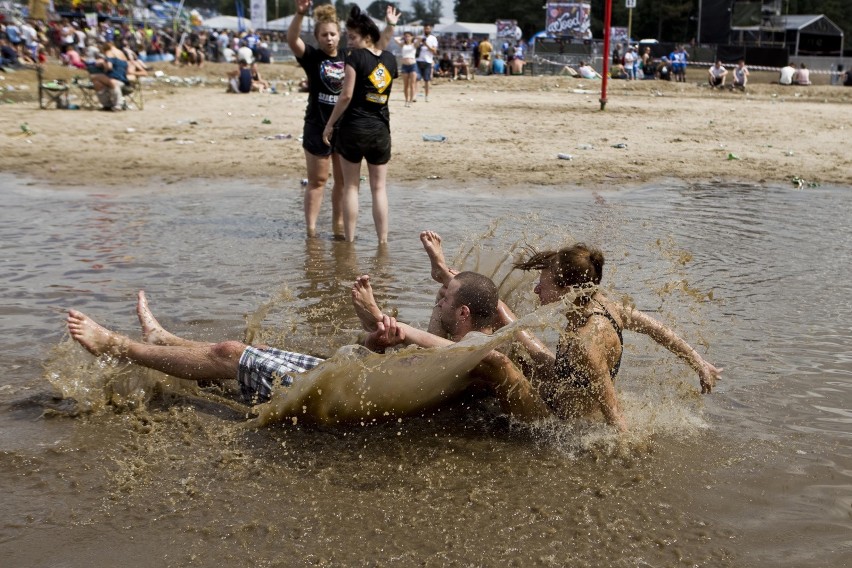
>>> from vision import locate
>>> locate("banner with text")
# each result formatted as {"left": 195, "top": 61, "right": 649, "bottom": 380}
{"left": 250, "top": 0, "right": 267, "bottom": 30}
{"left": 545, "top": 2, "right": 592, "bottom": 40}
{"left": 496, "top": 19, "right": 518, "bottom": 38}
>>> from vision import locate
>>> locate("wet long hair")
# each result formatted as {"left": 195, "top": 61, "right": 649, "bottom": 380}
{"left": 312, "top": 4, "right": 339, "bottom": 39}
{"left": 514, "top": 243, "right": 605, "bottom": 290}
{"left": 452, "top": 271, "right": 499, "bottom": 330}
{"left": 346, "top": 5, "right": 380, "bottom": 44}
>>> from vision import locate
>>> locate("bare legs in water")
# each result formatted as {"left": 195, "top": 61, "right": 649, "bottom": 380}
{"left": 66, "top": 292, "right": 246, "bottom": 382}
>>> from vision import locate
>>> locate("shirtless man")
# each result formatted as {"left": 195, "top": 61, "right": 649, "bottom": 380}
{"left": 66, "top": 235, "right": 544, "bottom": 420}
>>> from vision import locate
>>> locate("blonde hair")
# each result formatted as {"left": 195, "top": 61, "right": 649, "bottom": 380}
{"left": 313, "top": 4, "right": 339, "bottom": 27}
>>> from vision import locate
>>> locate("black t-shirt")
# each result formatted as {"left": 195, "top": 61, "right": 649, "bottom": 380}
{"left": 296, "top": 44, "right": 345, "bottom": 127}
{"left": 342, "top": 48, "right": 398, "bottom": 126}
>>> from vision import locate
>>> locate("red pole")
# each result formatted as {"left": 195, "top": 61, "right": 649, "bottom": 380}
{"left": 600, "top": 0, "right": 613, "bottom": 110}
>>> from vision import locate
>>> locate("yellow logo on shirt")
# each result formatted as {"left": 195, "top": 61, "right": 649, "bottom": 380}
{"left": 368, "top": 63, "right": 392, "bottom": 93}
{"left": 366, "top": 93, "right": 388, "bottom": 104}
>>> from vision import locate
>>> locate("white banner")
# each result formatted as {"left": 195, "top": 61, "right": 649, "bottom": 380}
{"left": 250, "top": 0, "right": 267, "bottom": 30}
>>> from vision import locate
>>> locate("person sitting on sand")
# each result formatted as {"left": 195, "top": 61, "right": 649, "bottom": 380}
{"left": 730, "top": 59, "right": 748, "bottom": 91}
{"left": 60, "top": 44, "right": 86, "bottom": 69}
{"left": 708, "top": 60, "right": 727, "bottom": 89}
{"left": 793, "top": 63, "right": 811, "bottom": 86}
{"left": 779, "top": 63, "right": 796, "bottom": 85}
{"left": 226, "top": 59, "right": 253, "bottom": 93}
{"left": 452, "top": 53, "right": 471, "bottom": 80}
{"left": 491, "top": 53, "right": 506, "bottom": 75}
{"left": 250, "top": 61, "right": 270, "bottom": 92}
{"left": 577, "top": 61, "right": 601, "bottom": 80}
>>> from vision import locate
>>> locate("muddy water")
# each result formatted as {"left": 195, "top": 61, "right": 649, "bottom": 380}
{"left": 1, "top": 175, "right": 850, "bottom": 567}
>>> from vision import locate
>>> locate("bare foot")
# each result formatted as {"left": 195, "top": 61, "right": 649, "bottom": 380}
{"left": 67, "top": 309, "right": 127, "bottom": 357}
{"left": 420, "top": 230, "right": 456, "bottom": 286}
{"left": 351, "top": 275, "right": 384, "bottom": 332}
{"left": 136, "top": 291, "right": 182, "bottom": 346}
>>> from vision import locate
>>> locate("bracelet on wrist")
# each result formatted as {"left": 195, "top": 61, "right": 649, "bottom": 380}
{"left": 387, "top": 22, "right": 396, "bottom": 26}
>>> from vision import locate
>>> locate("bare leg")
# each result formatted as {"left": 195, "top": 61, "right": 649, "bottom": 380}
{"left": 67, "top": 309, "right": 244, "bottom": 381}
{"left": 136, "top": 291, "right": 197, "bottom": 347}
{"left": 351, "top": 274, "right": 384, "bottom": 332}
{"left": 367, "top": 162, "right": 388, "bottom": 243}
{"left": 419, "top": 230, "right": 457, "bottom": 286}
{"left": 304, "top": 150, "right": 331, "bottom": 238}
{"left": 471, "top": 351, "right": 551, "bottom": 421}
{"left": 339, "top": 156, "right": 362, "bottom": 242}
{"left": 330, "top": 153, "right": 345, "bottom": 239}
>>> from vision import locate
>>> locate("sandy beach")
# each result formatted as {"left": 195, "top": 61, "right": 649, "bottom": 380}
{"left": 1, "top": 61, "right": 850, "bottom": 190}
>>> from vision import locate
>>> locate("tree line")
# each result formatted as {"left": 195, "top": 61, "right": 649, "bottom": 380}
{"left": 209, "top": 0, "right": 850, "bottom": 49}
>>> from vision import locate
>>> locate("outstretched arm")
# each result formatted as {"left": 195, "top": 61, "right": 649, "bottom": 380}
{"left": 287, "top": 0, "right": 310, "bottom": 58}
{"left": 620, "top": 305, "right": 722, "bottom": 393}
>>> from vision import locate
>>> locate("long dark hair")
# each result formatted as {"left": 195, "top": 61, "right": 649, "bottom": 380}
{"left": 346, "top": 5, "right": 380, "bottom": 44}
{"left": 514, "top": 243, "right": 605, "bottom": 289}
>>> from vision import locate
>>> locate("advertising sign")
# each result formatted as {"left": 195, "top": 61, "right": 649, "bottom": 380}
{"left": 251, "top": 0, "right": 266, "bottom": 31}
{"left": 545, "top": 3, "right": 592, "bottom": 39}
{"left": 610, "top": 26, "right": 629, "bottom": 43}
{"left": 496, "top": 19, "right": 517, "bottom": 38}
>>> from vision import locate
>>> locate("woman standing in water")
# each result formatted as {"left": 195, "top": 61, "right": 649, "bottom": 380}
{"left": 288, "top": 0, "right": 346, "bottom": 238}
{"left": 322, "top": 6, "right": 399, "bottom": 244}
{"left": 499, "top": 243, "right": 722, "bottom": 432}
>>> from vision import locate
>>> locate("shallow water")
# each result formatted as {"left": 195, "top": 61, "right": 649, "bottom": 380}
{"left": 1, "top": 175, "right": 850, "bottom": 566}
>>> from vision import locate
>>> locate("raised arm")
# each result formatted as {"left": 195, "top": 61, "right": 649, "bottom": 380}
{"left": 619, "top": 305, "right": 722, "bottom": 393}
{"left": 376, "top": 5, "right": 400, "bottom": 51}
{"left": 287, "top": 0, "right": 310, "bottom": 58}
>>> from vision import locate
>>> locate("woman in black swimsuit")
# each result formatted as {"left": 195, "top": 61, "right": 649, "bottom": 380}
{"left": 498, "top": 243, "right": 722, "bottom": 432}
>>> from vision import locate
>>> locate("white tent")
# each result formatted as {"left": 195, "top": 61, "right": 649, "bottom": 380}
{"left": 265, "top": 14, "right": 383, "bottom": 32}
{"left": 434, "top": 22, "right": 496, "bottom": 39}
{"left": 266, "top": 15, "right": 312, "bottom": 32}
{"left": 202, "top": 15, "right": 251, "bottom": 31}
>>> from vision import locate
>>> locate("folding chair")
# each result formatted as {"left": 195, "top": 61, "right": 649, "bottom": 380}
{"left": 37, "top": 66, "right": 70, "bottom": 110}
{"left": 121, "top": 79, "right": 143, "bottom": 110}
{"left": 72, "top": 75, "right": 98, "bottom": 109}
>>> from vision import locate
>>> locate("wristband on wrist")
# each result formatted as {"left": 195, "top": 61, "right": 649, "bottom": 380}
{"left": 387, "top": 22, "right": 396, "bottom": 26}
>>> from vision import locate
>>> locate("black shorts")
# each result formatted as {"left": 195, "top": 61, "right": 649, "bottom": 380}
{"left": 302, "top": 121, "right": 333, "bottom": 157}
{"left": 417, "top": 61, "right": 433, "bottom": 81}
{"left": 335, "top": 120, "right": 391, "bottom": 165}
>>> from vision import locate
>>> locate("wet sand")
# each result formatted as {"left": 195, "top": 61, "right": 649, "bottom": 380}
{"left": 1, "top": 61, "right": 850, "bottom": 189}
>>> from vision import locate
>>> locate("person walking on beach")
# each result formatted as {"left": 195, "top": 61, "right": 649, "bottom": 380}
{"left": 415, "top": 22, "right": 438, "bottom": 102}
{"left": 394, "top": 31, "right": 417, "bottom": 107}
{"left": 322, "top": 6, "right": 399, "bottom": 243}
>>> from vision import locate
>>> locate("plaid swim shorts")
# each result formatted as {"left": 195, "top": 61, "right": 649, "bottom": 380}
{"left": 237, "top": 346, "right": 324, "bottom": 404}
